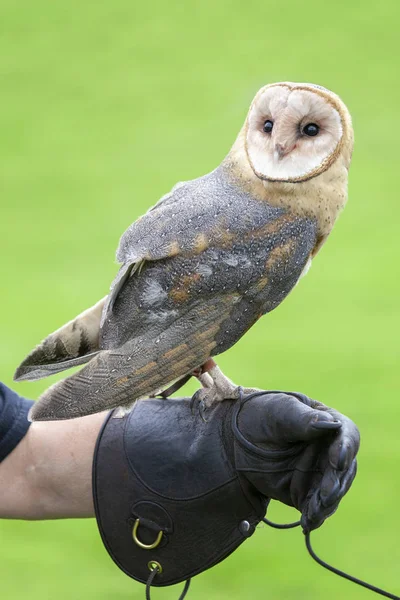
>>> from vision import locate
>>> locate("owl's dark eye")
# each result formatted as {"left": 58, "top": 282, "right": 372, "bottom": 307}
{"left": 303, "top": 123, "right": 319, "bottom": 137}
{"left": 263, "top": 120, "right": 273, "bottom": 133}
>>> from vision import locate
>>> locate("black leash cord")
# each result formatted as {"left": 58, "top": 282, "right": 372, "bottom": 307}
{"left": 263, "top": 516, "right": 399, "bottom": 599}
{"left": 305, "top": 532, "right": 399, "bottom": 600}
{"left": 143, "top": 521, "right": 398, "bottom": 599}
{"left": 262, "top": 517, "right": 301, "bottom": 529}
{"left": 145, "top": 568, "right": 159, "bottom": 599}
{"left": 145, "top": 566, "right": 191, "bottom": 600}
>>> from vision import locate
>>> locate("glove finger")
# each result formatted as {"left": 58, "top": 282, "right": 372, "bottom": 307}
{"left": 325, "top": 412, "right": 360, "bottom": 471}
{"left": 337, "top": 458, "right": 358, "bottom": 500}
{"left": 319, "top": 448, "right": 357, "bottom": 507}
{"left": 319, "top": 467, "right": 342, "bottom": 507}
{"left": 303, "top": 458, "right": 358, "bottom": 532}
{"left": 254, "top": 394, "right": 342, "bottom": 444}
{"left": 301, "top": 490, "right": 327, "bottom": 533}
{"left": 302, "top": 482, "right": 340, "bottom": 533}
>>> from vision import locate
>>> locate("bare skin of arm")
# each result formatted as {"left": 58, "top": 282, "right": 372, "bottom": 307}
{"left": 0, "top": 412, "right": 106, "bottom": 520}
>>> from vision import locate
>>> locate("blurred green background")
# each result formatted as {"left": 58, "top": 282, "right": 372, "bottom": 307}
{"left": 1, "top": 0, "right": 399, "bottom": 598}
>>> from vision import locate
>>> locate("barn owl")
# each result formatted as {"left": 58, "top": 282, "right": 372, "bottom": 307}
{"left": 14, "top": 82, "right": 354, "bottom": 421}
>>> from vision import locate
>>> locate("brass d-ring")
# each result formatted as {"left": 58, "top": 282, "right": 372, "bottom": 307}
{"left": 132, "top": 518, "right": 163, "bottom": 550}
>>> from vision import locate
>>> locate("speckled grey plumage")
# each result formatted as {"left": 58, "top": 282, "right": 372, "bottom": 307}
{"left": 16, "top": 164, "right": 318, "bottom": 420}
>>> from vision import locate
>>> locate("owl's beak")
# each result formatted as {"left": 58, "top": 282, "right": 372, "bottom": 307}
{"left": 274, "top": 142, "right": 295, "bottom": 160}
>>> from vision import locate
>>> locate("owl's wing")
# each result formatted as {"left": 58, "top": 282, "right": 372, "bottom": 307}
{"left": 28, "top": 292, "right": 240, "bottom": 420}
{"left": 28, "top": 204, "right": 318, "bottom": 420}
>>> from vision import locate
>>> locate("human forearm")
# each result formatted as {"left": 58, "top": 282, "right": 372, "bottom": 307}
{"left": 0, "top": 411, "right": 106, "bottom": 520}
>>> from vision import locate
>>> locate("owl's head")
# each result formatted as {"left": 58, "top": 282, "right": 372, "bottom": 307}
{"left": 244, "top": 82, "right": 353, "bottom": 183}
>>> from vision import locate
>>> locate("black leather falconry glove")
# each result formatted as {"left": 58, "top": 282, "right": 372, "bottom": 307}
{"left": 234, "top": 390, "right": 359, "bottom": 533}
{"left": 93, "top": 389, "right": 359, "bottom": 591}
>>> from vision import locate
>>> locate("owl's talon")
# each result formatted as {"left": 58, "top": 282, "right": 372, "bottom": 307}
{"left": 190, "top": 390, "right": 202, "bottom": 415}
{"left": 198, "top": 400, "right": 208, "bottom": 422}
{"left": 189, "top": 392, "right": 208, "bottom": 421}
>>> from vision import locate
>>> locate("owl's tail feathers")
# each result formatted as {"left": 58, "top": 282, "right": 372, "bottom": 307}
{"left": 28, "top": 349, "right": 131, "bottom": 421}
{"left": 28, "top": 334, "right": 210, "bottom": 422}
{"left": 14, "top": 297, "right": 106, "bottom": 382}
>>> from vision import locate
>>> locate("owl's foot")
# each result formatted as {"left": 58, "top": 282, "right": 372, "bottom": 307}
{"left": 196, "top": 364, "right": 238, "bottom": 407}
{"left": 191, "top": 362, "right": 261, "bottom": 420}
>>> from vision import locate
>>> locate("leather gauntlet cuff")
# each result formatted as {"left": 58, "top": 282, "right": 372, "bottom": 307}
{"left": 92, "top": 397, "right": 267, "bottom": 587}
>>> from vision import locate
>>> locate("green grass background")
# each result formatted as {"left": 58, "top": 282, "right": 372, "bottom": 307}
{"left": 1, "top": 0, "right": 399, "bottom": 598}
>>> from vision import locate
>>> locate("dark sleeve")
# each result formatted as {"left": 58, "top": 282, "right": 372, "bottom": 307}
{"left": 0, "top": 383, "right": 34, "bottom": 462}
